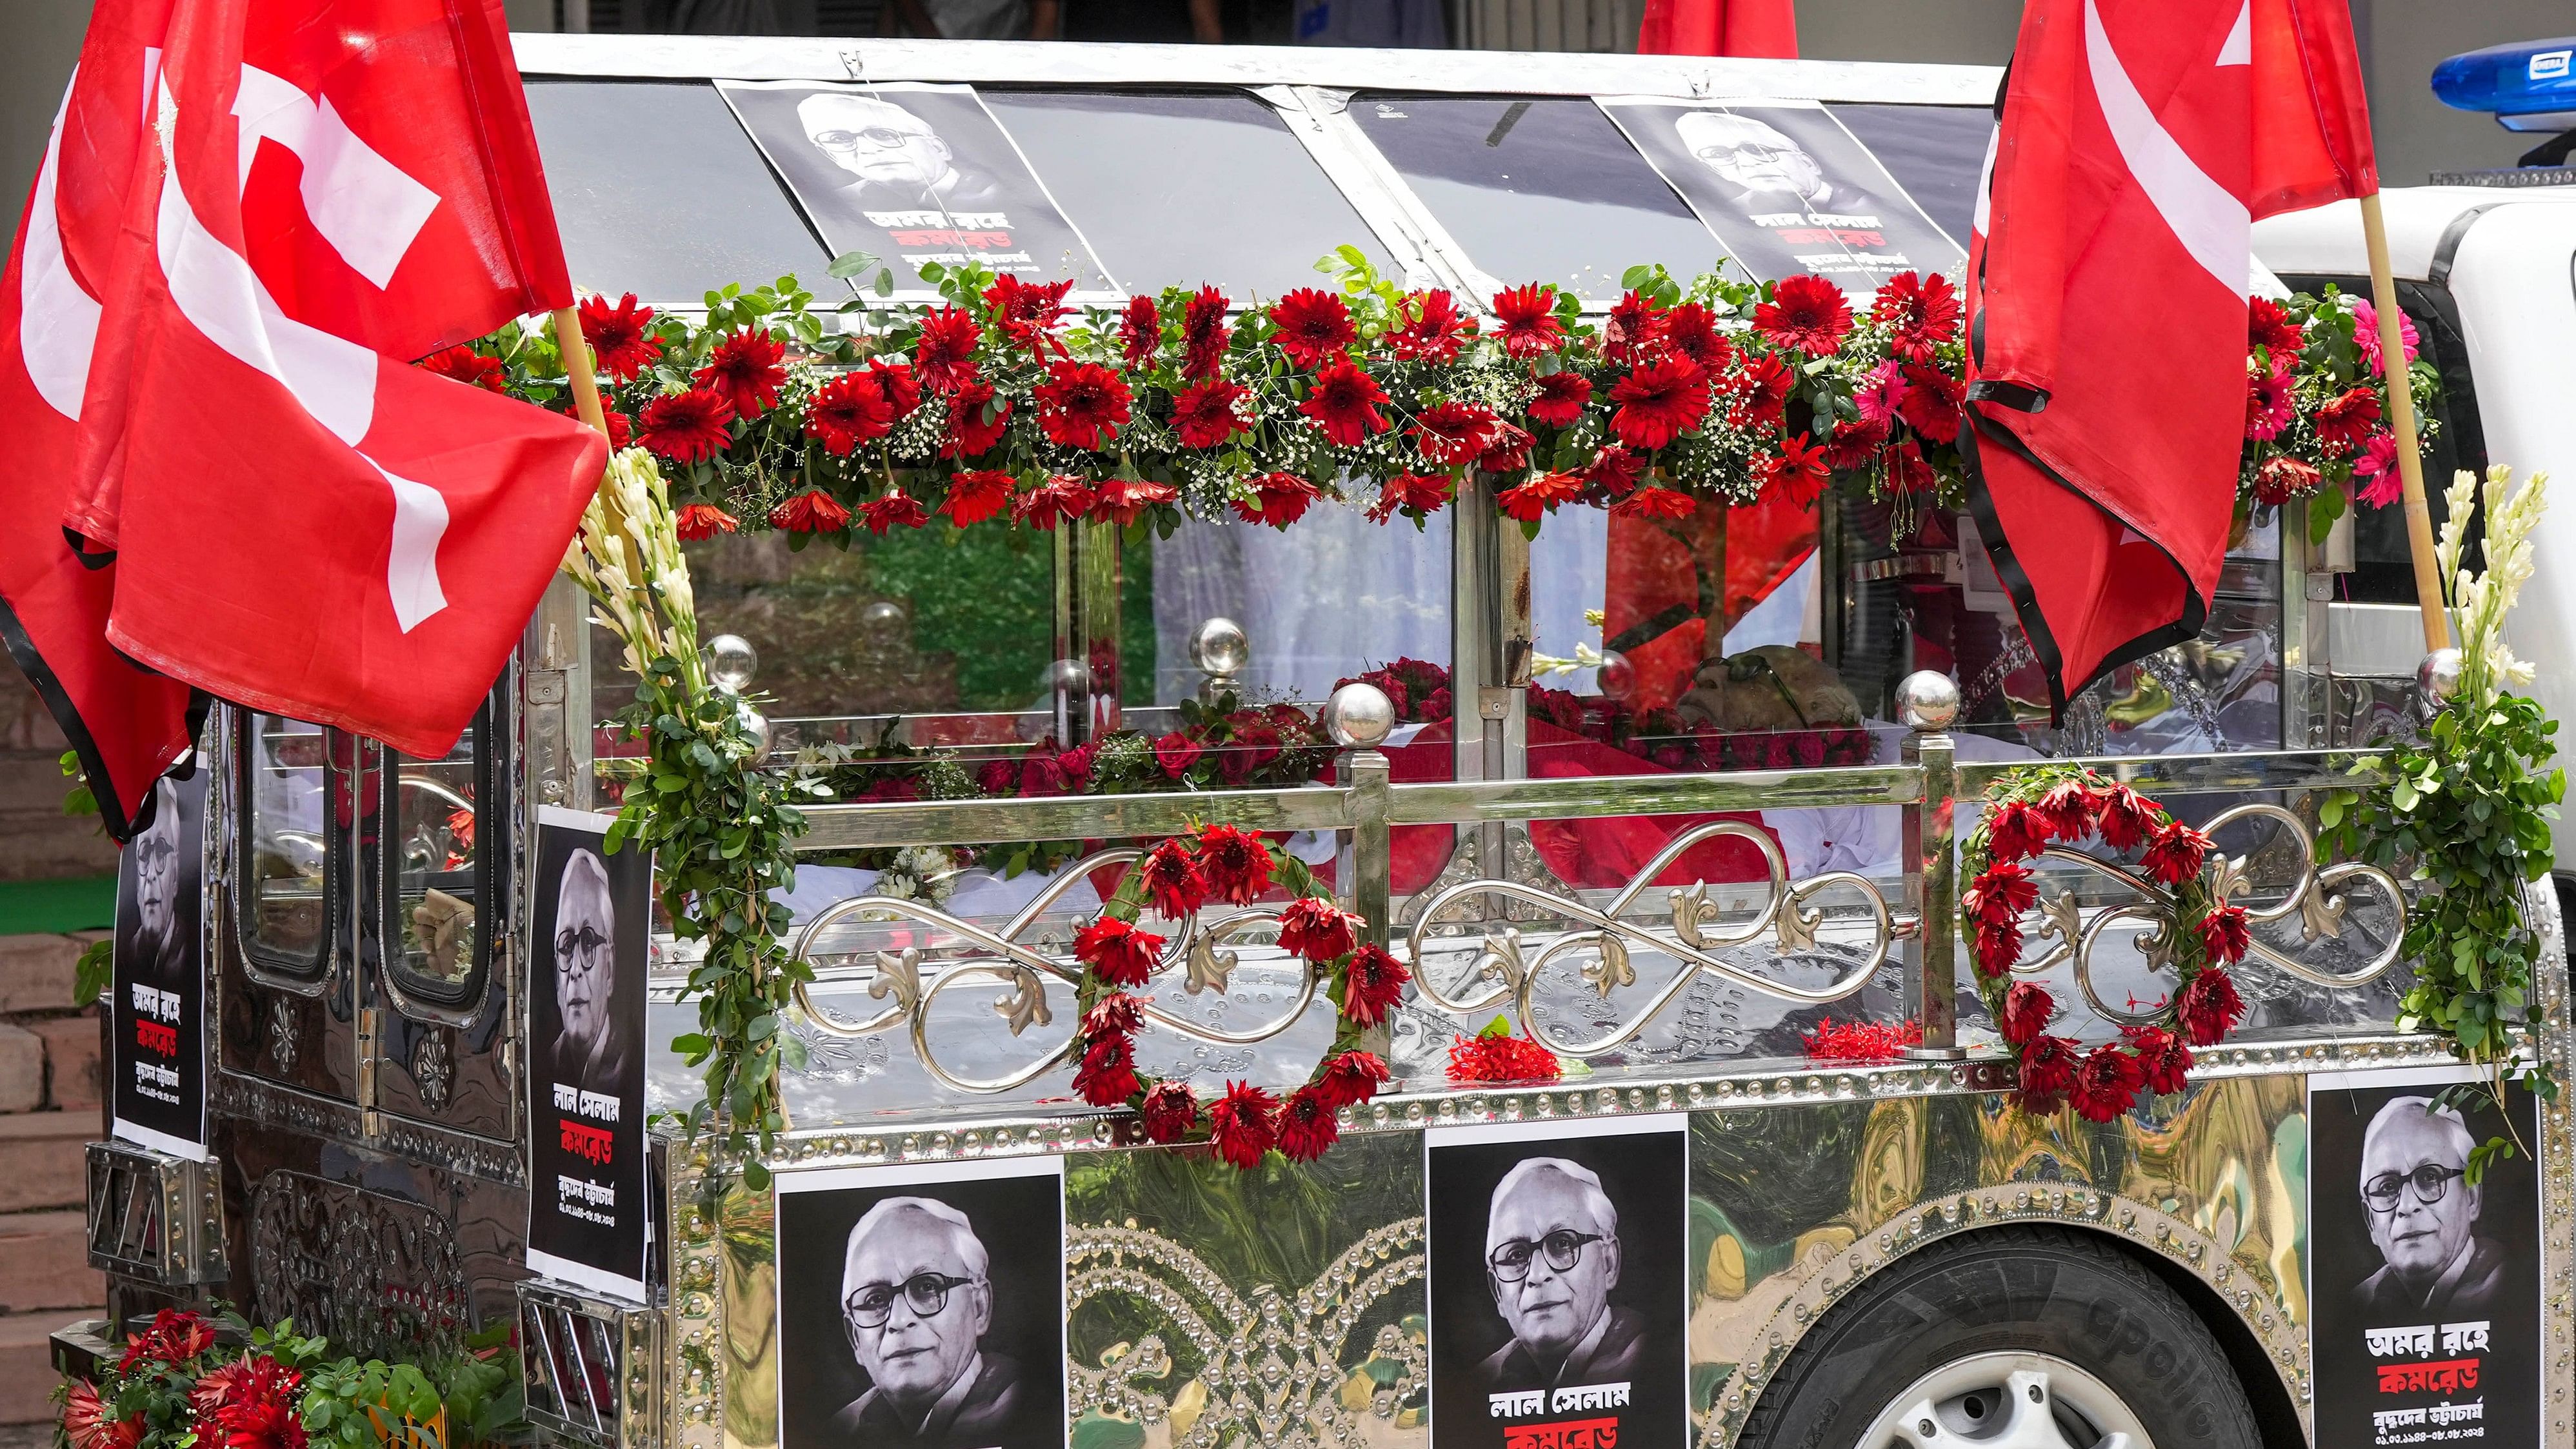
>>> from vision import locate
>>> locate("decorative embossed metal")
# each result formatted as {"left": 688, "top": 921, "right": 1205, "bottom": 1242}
{"left": 411, "top": 1029, "right": 455, "bottom": 1112}
{"left": 2013, "top": 803, "right": 2405, "bottom": 1023}
{"left": 248, "top": 1170, "right": 470, "bottom": 1361}
{"left": 1067, "top": 1221, "right": 1426, "bottom": 1448}
{"left": 789, "top": 846, "right": 1326, "bottom": 1094}
{"left": 85, "top": 1139, "right": 226, "bottom": 1285}
{"left": 519, "top": 1277, "right": 663, "bottom": 1449}
{"left": 266, "top": 994, "right": 299, "bottom": 1074}
{"left": 1404, "top": 821, "right": 1895, "bottom": 1056}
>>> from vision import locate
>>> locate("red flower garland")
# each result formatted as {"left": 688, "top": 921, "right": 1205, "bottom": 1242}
{"left": 1064, "top": 825, "right": 1398, "bottom": 1169}
{"left": 1962, "top": 766, "right": 2248, "bottom": 1121}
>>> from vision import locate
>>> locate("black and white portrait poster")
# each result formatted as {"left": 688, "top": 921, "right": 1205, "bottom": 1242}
{"left": 2311, "top": 1064, "right": 2538, "bottom": 1448}
{"left": 718, "top": 80, "right": 1115, "bottom": 299}
{"left": 777, "top": 1157, "right": 1066, "bottom": 1449}
{"left": 111, "top": 763, "right": 208, "bottom": 1160}
{"left": 1425, "top": 1117, "right": 1688, "bottom": 1449}
{"left": 1597, "top": 97, "right": 1965, "bottom": 289}
{"left": 526, "top": 806, "right": 652, "bottom": 1301}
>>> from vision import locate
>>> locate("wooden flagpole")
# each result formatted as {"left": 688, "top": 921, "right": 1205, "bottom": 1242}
{"left": 2357, "top": 192, "right": 2451, "bottom": 652}
{"left": 552, "top": 305, "right": 612, "bottom": 437}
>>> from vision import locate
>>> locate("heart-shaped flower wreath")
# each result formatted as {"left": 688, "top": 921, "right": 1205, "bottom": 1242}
{"left": 1962, "top": 767, "right": 2250, "bottom": 1120}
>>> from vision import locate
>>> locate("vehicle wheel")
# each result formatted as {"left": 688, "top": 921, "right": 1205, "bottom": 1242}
{"left": 1734, "top": 1224, "right": 2261, "bottom": 1449}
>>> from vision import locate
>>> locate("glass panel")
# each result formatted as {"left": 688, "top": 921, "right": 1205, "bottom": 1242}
{"left": 1348, "top": 94, "right": 1726, "bottom": 300}
{"left": 388, "top": 720, "right": 485, "bottom": 1003}
{"left": 1826, "top": 104, "right": 1995, "bottom": 262}
{"left": 524, "top": 81, "right": 839, "bottom": 306}
{"left": 241, "top": 714, "right": 330, "bottom": 972}
{"left": 1137, "top": 501, "right": 1453, "bottom": 712}
{"left": 982, "top": 90, "right": 1391, "bottom": 300}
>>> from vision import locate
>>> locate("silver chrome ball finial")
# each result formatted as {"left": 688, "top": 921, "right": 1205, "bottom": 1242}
{"left": 707, "top": 634, "right": 757, "bottom": 694}
{"left": 1191, "top": 616, "right": 1249, "bottom": 677}
{"left": 1322, "top": 681, "right": 1396, "bottom": 748}
{"left": 2417, "top": 647, "right": 2465, "bottom": 717}
{"left": 1895, "top": 670, "right": 1961, "bottom": 732}
{"left": 735, "top": 701, "right": 772, "bottom": 762}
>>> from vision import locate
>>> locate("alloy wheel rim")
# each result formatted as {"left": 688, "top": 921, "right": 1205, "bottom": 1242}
{"left": 1854, "top": 1351, "right": 2155, "bottom": 1449}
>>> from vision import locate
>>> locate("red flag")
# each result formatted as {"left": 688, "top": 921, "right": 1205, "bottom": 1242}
{"left": 1637, "top": 0, "right": 1799, "bottom": 58}
{"left": 1963, "top": 0, "right": 2375, "bottom": 710}
{"left": 65, "top": 0, "right": 604, "bottom": 759}
{"left": 0, "top": 6, "right": 201, "bottom": 840}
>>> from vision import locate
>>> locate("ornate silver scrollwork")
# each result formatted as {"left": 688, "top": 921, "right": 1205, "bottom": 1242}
{"left": 1404, "top": 821, "right": 1895, "bottom": 1057}
{"left": 2009, "top": 802, "right": 2405, "bottom": 1024}
{"left": 788, "top": 848, "right": 1323, "bottom": 1095}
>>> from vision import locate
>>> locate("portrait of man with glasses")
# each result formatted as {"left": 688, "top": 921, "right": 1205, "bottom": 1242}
{"left": 779, "top": 1162, "right": 1063, "bottom": 1449}
{"left": 2351, "top": 1097, "right": 2506, "bottom": 1319}
{"left": 1428, "top": 1122, "right": 1685, "bottom": 1449}
{"left": 550, "top": 848, "right": 631, "bottom": 1088}
{"left": 795, "top": 93, "right": 1004, "bottom": 212}
{"left": 112, "top": 766, "right": 209, "bottom": 1155}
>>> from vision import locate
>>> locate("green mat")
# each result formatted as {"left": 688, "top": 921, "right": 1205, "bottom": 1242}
{"left": 0, "top": 875, "right": 116, "bottom": 935}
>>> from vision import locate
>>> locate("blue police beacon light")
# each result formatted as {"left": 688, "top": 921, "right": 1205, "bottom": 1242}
{"left": 2431, "top": 37, "right": 2576, "bottom": 132}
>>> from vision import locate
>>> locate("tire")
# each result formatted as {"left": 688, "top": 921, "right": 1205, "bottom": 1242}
{"left": 1734, "top": 1224, "right": 2261, "bottom": 1449}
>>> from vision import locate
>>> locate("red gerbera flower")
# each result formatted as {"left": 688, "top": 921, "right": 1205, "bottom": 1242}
{"left": 2199, "top": 902, "right": 2252, "bottom": 966}
{"left": 1489, "top": 283, "right": 1566, "bottom": 359}
{"left": 943, "top": 379, "right": 1010, "bottom": 458}
{"left": 1604, "top": 289, "right": 1664, "bottom": 366}
{"left": 1968, "top": 859, "right": 2038, "bottom": 927}
{"left": 1612, "top": 486, "right": 1695, "bottom": 520}
{"left": 1730, "top": 352, "right": 1793, "bottom": 428}
{"left": 1269, "top": 288, "right": 1356, "bottom": 369}
{"left": 1870, "top": 271, "right": 1963, "bottom": 361}
{"left": 1139, "top": 1081, "right": 1199, "bottom": 1142}
{"left": 2141, "top": 821, "right": 2212, "bottom": 886}
{"left": 1820, "top": 416, "right": 1892, "bottom": 472}
{"left": 418, "top": 345, "right": 504, "bottom": 392}
{"left": 1986, "top": 800, "right": 2048, "bottom": 862}
{"left": 577, "top": 292, "right": 662, "bottom": 379}
{"left": 1496, "top": 470, "right": 1584, "bottom": 523}
{"left": 2093, "top": 783, "right": 2160, "bottom": 851}
{"left": 693, "top": 329, "right": 788, "bottom": 419}
{"left": 2128, "top": 1025, "right": 2193, "bottom": 1094}
{"left": 1585, "top": 445, "right": 1644, "bottom": 497}
{"left": 1444, "top": 1029, "right": 1561, "bottom": 1084}
{"left": 1609, "top": 357, "right": 1710, "bottom": 450}
{"left": 1313, "top": 1050, "right": 1391, "bottom": 1110}
{"left": 984, "top": 274, "right": 1074, "bottom": 353}
{"left": 1999, "top": 981, "right": 2055, "bottom": 1046}
{"left": 639, "top": 388, "right": 735, "bottom": 464}
{"left": 1152, "top": 731, "right": 1203, "bottom": 781}
{"left": 1662, "top": 303, "right": 1733, "bottom": 369}
{"left": 2313, "top": 385, "right": 2382, "bottom": 454}
{"left": 1975, "top": 917, "right": 2024, "bottom": 977}
{"left": 1073, "top": 1034, "right": 1142, "bottom": 1106}
{"left": 1277, "top": 897, "right": 1359, "bottom": 963}
{"left": 941, "top": 470, "right": 1015, "bottom": 526}
{"left": 1369, "top": 472, "right": 1454, "bottom": 523}
{"left": 1340, "top": 943, "right": 1411, "bottom": 1026}
{"left": 1181, "top": 285, "right": 1232, "bottom": 378}
{"left": 1526, "top": 371, "right": 1593, "bottom": 428}
{"left": 1233, "top": 472, "right": 1320, "bottom": 528}
{"left": 1897, "top": 363, "right": 1964, "bottom": 444}
{"left": 1011, "top": 475, "right": 1095, "bottom": 531}
{"left": 674, "top": 503, "right": 739, "bottom": 541}
{"left": 2246, "top": 295, "right": 2302, "bottom": 355}
{"left": 1390, "top": 288, "right": 1475, "bottom": 363}
{"left": 856, "top": 359, "right": 922, "bottom": 421}
{"left": 557, "top": 404, "right": 634, "bottom": 450}
{"left": 2018, "top": 1034, "right": 2079, "bottom": 1098}
{"left": 1172, "top": 377, "right": 1248, "bottom": 448}
{"left": 1037, "top": 361, "right": 1133, "bottom": 449}
{"left": 1476, "top": 420, "right": 1535, "bottom": 473}
{"left": 1139, "top": 837, "right": 1207, "bottom": 917}
{"left": 1077, "top": 914, "right": 1166, "bottom": 987}
{"left": 2255, "top": 455, "right": 2323, "bottom": 506}
{"left": 859, "top": 488, "right": 928, "bottom": 535}
{"left": 1207, "top": 1081, "right": 1278, "bottom": 1170}
{"left": 807, "top": 372, "right": 895, "bottom": 455}
{"left": 2175, "top": 966, "right": 2246, "bottom": 1046}
{"left": 1300, "top": 356, "right": 1391, "bottom": 446}
{"left": 1091, "top": 477, "right": 1179, "bottom": 527}
{"left": 770, "top": 489, "right": 850, "bottom": 534}
{"left": 2068, "top": 1043, "right": 2142, "bottom": 1123}
{"left": 2033, "top": 780, "right": 2099, "bottom": 840}
{"left": 912, "top": 306, "right": 982, "bottom": 393}
{"left": 1083, "top": 992, "right": 1144, "bottom": 1040}
{"left": 1755, "top": 432, "right": 1831, "bottom": 506}
{"left": 1118, "top": 294, "right": 1161, "bottom": 369}
{"left": 215, "top": 1398, "right": 307, "bottom": 1449}
{"left": 1753, "top": 274, "right": 1854, "bottom": 355}
{"left": 1410, "top": 399, "right": 1499, "bottom": 466}
{"left": 66, "top": 1379, "right": 139, "bottom": 1449}
{"left": 1274, "top": 1085, "right": 1341, "bottom": 1162}
{"left": 1195, "top": 824, "right": 1274, "bottom": 904}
